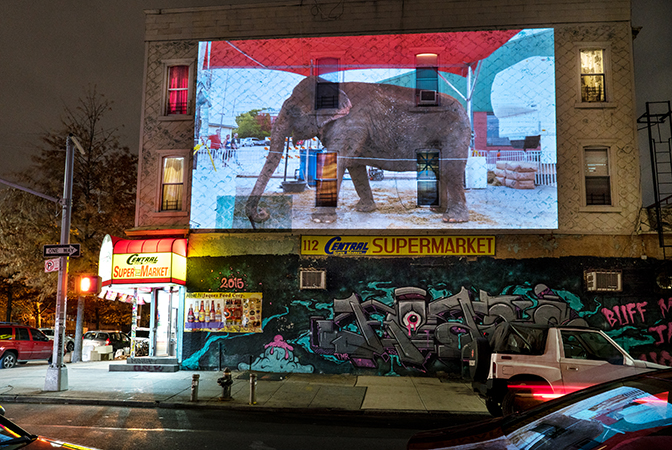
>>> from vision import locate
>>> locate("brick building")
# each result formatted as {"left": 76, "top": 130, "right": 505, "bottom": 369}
{"left": 98, "top": 0, "right": 672, "bottom": 376}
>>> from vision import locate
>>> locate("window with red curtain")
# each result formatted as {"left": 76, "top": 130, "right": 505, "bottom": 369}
{"left": 166, "top": 65, "right": 189, "bottom": 115}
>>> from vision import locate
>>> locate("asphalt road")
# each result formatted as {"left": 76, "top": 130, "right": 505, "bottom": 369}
{"left": 3, "top": 403, "right": 483, "bottom": 450}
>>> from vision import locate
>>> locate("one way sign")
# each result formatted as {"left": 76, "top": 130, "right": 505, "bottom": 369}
{"left": 43, "top": 244, "right": 81, "bottom": 258}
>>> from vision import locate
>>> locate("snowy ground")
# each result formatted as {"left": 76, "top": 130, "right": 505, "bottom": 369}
{"left": 191, "top": 145, "right": 558, "bottom": 230}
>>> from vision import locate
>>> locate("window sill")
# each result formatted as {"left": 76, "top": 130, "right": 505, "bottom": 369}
{"left": 574, "top": 102, "right": 617, "bottom": 109}
{"left": 149, "top": 210, "right": 189, "bottom": 219}
{"left": 158, "top": 114, "right": 194, "bottom": 122}
{"left": 579, "top": 206, "right": 622, "bottom": 213}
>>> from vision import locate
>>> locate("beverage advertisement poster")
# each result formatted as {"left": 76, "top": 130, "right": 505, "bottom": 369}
{"left": 185, "top": 292, "right": 263, "bottom": 333}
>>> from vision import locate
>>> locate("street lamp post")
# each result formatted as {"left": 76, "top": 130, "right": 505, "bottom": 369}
{"left": 44, "top": 134, "right": 77, "bottom": 391}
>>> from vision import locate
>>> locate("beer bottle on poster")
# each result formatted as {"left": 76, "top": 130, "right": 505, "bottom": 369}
{"left": 199, "top": 300, "right": 206, "bottom": 322}
{"left": 187, "top": 304, "right": 195, "bottom": 323}
{"left": 215, "top": 303, "right": 222, "bottom": 322}
{"left": 210, "top": 300, "right": 216, "bottom": 322}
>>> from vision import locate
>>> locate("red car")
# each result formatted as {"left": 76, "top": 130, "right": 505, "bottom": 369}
{"left": 0, "top": 324, "right": 53, "bottom": 369}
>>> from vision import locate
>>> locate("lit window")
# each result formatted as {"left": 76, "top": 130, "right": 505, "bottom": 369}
{"left": 417, "top": 151, "right": 440, "bottom": 206}
{"left": 161, "top": 157, "right": 184, "bottom": 211}
{"left": 315, "top": 152, "right": 338, "bottom": 207}
{"left": 166, "top": 65, "right": 190, "bottom": 115}
{"left": 584, "top": 147, "right": 611, "bottom": 205}
{"left": 580, "top": 49, "right": 606, "bottom": 102}
{"left": 315, "top": 58, "right": 339, "bottom": 109}
{"left": 416, "top": 53, "right": 439, "bottom": 106}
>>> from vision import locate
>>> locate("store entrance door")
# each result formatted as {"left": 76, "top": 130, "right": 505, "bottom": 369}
{"left": 153, "top": 288, "right": 179, "bottom": 357}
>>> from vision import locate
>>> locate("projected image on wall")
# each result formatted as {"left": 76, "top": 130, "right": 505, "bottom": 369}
{"left": 190, "top": 29, "right": 557, "bottom": 230}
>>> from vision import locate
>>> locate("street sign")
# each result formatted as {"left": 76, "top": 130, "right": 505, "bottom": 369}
{"left": 43, "top": 244, "right": 81, "bottom": 258}
{"left": 44, "top": 258, "right": 60, "bottom": 273}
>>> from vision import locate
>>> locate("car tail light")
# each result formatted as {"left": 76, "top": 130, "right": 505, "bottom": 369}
{"left": 105, "top": 338, "right": 110, "bottom": 345}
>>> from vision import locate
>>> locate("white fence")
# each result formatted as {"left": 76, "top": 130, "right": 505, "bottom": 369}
{"left": 474, "top": 150, "right": 557, "bottom": 187}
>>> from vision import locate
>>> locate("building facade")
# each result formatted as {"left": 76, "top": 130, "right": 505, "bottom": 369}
{"left": 108, "top": 0, "right": 672, "bottom": 375}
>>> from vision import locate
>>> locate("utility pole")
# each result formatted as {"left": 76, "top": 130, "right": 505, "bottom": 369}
{"left": 44, "top": 134, "right": 79, "bottom": 391}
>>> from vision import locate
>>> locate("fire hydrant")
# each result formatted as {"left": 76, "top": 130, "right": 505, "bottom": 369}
{"left": 190, "top": 374, "right": 200, "bottom": 402}
{"left": 217, "top": 367, "right": 233, "bottom": 401}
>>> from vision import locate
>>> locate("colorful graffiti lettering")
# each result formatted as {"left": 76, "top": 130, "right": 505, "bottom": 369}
{"left": 601, "top": 302, "right": 648, "bottom": 327}
{"left": 309, "top": 284, "right": 586, "bottom": 370}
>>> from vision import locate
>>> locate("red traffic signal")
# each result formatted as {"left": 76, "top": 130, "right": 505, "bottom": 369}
{"left": 76, "top": 274, "right": 102, "bottom": 295}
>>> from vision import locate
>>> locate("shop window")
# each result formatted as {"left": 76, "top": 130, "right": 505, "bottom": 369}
{"left": 161, "top": 156, "right": 185, "bottom": 211}
{"left": 315, "top": 58, "right": 339, "bottom": 109}
{"left": 315, "top": 152, "right": 338, "bottom": 207}
{"left": 580, "top": 49, "right": 606, "bottom": 103}
{"left": 416, "top": 53, "right": 439, "bottom": 106}
{"left": 417, "top": 150, "right": 440, "bottom": 206}
{"left": 583, "top": 147, "right": 611, "bottom": 206}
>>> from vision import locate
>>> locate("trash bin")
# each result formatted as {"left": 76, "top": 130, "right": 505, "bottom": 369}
{"left": 299, "top": 148, "right": 319, "bottom": 186}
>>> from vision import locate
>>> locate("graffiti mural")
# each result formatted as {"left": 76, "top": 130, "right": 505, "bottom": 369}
{"left": 310, "top": 283, "right": 587, "bottom": 370}
{"left": 239, "top": 335, "right": 314, "bottom": 373}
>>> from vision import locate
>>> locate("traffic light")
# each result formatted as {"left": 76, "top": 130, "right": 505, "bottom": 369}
{"left": 76, "top": 274, "right": 102, "bottom": 295}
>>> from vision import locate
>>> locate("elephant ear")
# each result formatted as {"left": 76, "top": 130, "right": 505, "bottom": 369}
{"left": 315, "top": 88, "right": 352, "bottom": 128}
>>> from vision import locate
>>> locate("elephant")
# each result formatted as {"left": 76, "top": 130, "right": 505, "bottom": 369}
{"left": 245, "top": 76, "right": 471, "bottom": 225}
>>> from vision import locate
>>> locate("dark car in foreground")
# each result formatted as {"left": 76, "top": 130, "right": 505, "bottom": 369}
{"left": 0, "top": 405, "right": 98, "bottom": 449}
{"left": 408, "top": 368, "right": 672, "bottom": 450}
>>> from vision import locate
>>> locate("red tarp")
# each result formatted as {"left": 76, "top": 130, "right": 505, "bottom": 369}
{"left": 204, "top": 31, "right": 520, "bottom": 77}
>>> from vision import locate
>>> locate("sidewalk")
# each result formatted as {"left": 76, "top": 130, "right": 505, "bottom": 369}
{"left": 0, "top": 360, "right": 489, "bottom": 418}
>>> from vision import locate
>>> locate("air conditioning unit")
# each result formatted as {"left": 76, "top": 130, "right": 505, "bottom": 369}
{"left": 299, "top": 269, "right": 326, "bottom": 290}
{"left": 585, "top": 270, "right": 622, "bottom": 292}
{"left": 418, "top": 90, "right": 438, "bottom": 105}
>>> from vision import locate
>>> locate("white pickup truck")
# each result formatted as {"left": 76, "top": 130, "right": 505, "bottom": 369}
{"left": 466, "top": 323, "right": 667, "bottom": 416}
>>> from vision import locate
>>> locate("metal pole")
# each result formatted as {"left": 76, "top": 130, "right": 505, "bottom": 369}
{"left": 72, "top": 295, "right": 84, "bottom": 363}
{"left": 45, "top": 134, "right": 75, "bottom": 391}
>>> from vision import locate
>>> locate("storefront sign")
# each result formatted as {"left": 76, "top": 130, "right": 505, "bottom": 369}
{"left": 185, "top": 292, "right": 262, "bottom": 333}
{"left": 301, "top": 235, "right": 495, "bottom": 256}
{"left": 111, "top": 251, "right": 186, "bottom": 284}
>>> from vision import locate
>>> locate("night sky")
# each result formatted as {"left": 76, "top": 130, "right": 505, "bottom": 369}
{"left": 1, "top": 1, "right": 670, "bottom": 203}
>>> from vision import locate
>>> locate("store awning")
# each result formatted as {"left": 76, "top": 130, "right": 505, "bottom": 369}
{"left": 99, "top": 235, "right": 187, "bottom": 288}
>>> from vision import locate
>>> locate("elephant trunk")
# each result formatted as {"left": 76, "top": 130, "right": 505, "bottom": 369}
{"left": 245, "top": 120, "right": 290, "bottom": 223}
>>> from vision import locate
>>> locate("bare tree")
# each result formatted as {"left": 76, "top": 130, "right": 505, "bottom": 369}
{"left": 0, "top": 87, "right": 137, "bottom": 327}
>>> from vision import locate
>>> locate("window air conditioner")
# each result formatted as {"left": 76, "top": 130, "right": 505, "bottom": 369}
{"left": 418, "top": 90, "right": 438, "bottom": 105}
{"left": 299, "top": 269, "right": 327, "bottom": 290}
{"left": 585, "top": 270, "right": 622, "bottom": 292}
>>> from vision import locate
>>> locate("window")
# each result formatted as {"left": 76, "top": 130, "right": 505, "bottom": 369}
{"left": 561, "top": 330, "right": 623, "bottom": 364}
{"left": 315, "top": 58, "right": 339, "bottom": 109}
{"left": 416, "top": 53, "right": 439, "bottom": 106}
{"left": 580, "top": 49, "right": 605, "bottom": 102}
{"left": 0, "top": 328, "right": 12, "bottom": 340}
{"left": 166, "top": 65, "right": 190, "bottom": 114}
{"left": 161, "top": 156, "right": 185, "bottom": 211}
{"left": 417, "top": 150, "right": 440, "bottom": 206}
{"left": 30, "top": 329, "right": 49, "bottom": 342}
{"left": 486, "top": 113, "right": 511, "bottom": 146}
{"left": 315, "top": 152, "right": 338, "bottom": 207}
{"left": 584, "top": 147, "right": 611, "bottom": 206}
{"left": 15, "top": 328, "right": 29, "bottom": 341}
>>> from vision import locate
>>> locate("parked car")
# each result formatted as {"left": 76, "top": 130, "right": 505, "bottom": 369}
{"left": 464, "top": 322, "right": 667, "bottom": 416}
{"left": 82, "top": 330, "right": 131, "bottom": 353}
{"left": 408, "top": 368, "right": 672, "bottom": 450}
{"left": 0, "top": 404, "right": 98, "bottom": 449}
{"left": 0, "top": 323, "right": 53, "bottom": 369}
{"left": 38, "top": 328, "right": 75, "bottom": 353}
{"left": 240, "top": 137, "right": 254, "bottom": 147}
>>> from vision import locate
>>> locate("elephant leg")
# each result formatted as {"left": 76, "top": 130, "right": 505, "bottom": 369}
{"left": 440, "top": 160, "right": 469, "bottom": 223}
{"left": 348, "top": 165, "right": 376, "bottom": 212}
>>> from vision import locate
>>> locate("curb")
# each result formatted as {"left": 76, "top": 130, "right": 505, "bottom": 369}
{"left": 0, "top": 394, "right": 491, "bottom": 421}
